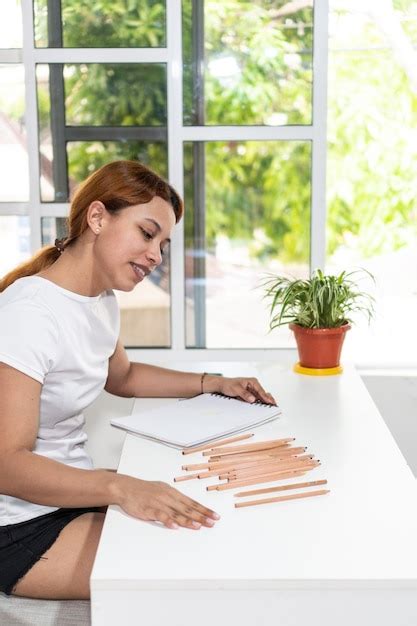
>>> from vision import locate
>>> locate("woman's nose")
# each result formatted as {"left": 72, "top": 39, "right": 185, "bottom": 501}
{"left": 146, "top": 243, "right": 162, "bottom": 267}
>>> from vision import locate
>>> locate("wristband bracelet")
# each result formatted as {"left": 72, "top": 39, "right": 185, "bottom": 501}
{"left": 201, "top": 372, "right": 208, "bottom": 394}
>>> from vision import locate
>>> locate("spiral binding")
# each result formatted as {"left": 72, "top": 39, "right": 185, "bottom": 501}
{"left": 210, "top": 392, "right": 273, "bottom": 408}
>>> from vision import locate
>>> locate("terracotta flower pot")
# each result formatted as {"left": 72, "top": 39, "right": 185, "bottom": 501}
{"left": 289, "top": 323, "right": 351, "bottom": 369}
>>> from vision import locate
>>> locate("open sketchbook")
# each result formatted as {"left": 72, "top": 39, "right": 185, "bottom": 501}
{"left": 110, "top": 393, "right": 282, "bottom": 449}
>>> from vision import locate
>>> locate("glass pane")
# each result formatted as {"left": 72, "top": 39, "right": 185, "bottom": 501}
{"left": 41, "top": 217, "right": 171, "bottom": 347}
{"left": 34, "top": 0, "right": 166, "bottom": 48}
{"left": 0, "top": 64, "right": 29, "bottom": 201}
{"left": 114, "top": 259, "right": 171, "bottom": 346}
{"left": 183, "top": 0, "right": 313, "bottom": 126}
{"left": 36, "top": 64, "right": 167, "bottom": 201}
{"left": 41, "top": 216, "right": 68, "bottom": 245}
{"left": 0, "top": 0, "right": 23, "bottom": 48}
{"left": 67, "top": 141, "right": 168, "bottom": 192}
{"left": 63, "top": 64, "right": 167, "bottom": 126}
{"left": 327, "top": 1, "right": 417, "bottom": 365}
{"left": 184, "top": 141, "right": 311, "bottom": 348}
{"left": 0, "top": 216, "right": 30, "bottom": 277}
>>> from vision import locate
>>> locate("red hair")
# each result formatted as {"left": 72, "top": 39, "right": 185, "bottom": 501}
{"left": 0, "top": 160, "right": 183, "bottom": 292}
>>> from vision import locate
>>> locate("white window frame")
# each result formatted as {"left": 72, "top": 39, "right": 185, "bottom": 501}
{"left": 0, "top": 0, "right": 329, "bottom": 362}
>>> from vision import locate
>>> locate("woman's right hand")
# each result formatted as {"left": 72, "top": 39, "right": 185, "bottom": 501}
{"left": 111, "top": 473, "right": 221, "bottom": 530}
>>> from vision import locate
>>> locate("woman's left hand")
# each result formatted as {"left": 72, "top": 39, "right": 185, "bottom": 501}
{"left": 206, "top": 375, "right": 277, "bottom": 406}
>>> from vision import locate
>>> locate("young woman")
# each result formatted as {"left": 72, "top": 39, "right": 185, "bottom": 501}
{"left": 0, "top": 160, "right": 275, "bottom": 601}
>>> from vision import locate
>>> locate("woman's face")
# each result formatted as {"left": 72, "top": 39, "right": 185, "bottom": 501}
{"left": 93, "top": 196, "right": 176, "bottom": 292}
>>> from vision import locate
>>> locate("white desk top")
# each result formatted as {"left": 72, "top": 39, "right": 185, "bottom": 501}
{"left": 91, "top": 362, "right": 417, "bottom": 590}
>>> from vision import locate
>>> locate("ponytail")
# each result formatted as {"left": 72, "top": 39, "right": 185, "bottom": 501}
{"left": 0, "top": 245, "right": 61, "bottom": 293}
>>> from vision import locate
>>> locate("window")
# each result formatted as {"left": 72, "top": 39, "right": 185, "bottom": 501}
{"left": 182, "top": 0, "right": 313, "bottom": 126}
{"left": 184, "top": 140, "right": 311, "bottom": 348}
{"left": 33, "top": 0, "right": 166, "bottom": 48}
{"left": 0, "top": 63, "right": 28, "bottom": 201}
{"left": 0, "top": 216, "right": 30, "bottom": 276}
{"left": 183, "top": 0, "right": 317, "bottom": 349}
{"left": 327, "top": 0, "right": 417, "bottom": 366}
{"left": 36, "top": 62, "right": 167, "bottom": 202}
{"left": 1, "top": 1, "right": 330, "bottom": 359}
{"left": 0, "top": 0, "right": 23, "bottom": 48}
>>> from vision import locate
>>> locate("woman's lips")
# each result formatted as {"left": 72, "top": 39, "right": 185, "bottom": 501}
{"left": 130, "top": 262, "right": 147, "bottom": 280}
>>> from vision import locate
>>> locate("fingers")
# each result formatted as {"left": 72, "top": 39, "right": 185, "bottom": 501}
{"left": 177, "top": 493, "right": 220, "bottom": 521}
{"left": 157, "top": 510, "right": 203, "bottom": 531}
{"left": 157, "top": 512, "right": 180, "bottom": 530}
{"left": 141, "top": 504, "right": 216, "bottom": 531}
{"left": 171, "top": 509, "right": 216, "bottom": 530}
{"left": 153, "top": 503, "right": 218, "bottom": 531}
{"left": 220, "top": 376, "right": 277, "bottom": 405}
{"left": 245, "top": 378, "right": 277, "bottom": 405}
{"left": 149, "top": 483, "right": 221, "bottom": 531}
{"left": 169, "top": 492, "right": 220, "bottom": 529}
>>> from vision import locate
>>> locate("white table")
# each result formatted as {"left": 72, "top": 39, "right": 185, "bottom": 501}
{"left": 90, "top": 361, "right": 417, "bottom": 626}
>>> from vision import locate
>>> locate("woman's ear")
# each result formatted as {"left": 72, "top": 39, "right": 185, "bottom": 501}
{"left": 86, "top": 200, "right": 107, "bottom": 235}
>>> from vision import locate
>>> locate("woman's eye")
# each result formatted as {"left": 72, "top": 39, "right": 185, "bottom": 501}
{"left": 140, "top": 228, "right": 153, "bottom": 240}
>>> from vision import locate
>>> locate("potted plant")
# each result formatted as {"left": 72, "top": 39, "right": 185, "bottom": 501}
{"left": 262, "top": 269, "right": 375, "bottom": 374}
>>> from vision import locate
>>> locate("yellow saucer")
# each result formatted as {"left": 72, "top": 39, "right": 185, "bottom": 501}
{"left": 293, "top": 362, "right": 343, "bottom": 376}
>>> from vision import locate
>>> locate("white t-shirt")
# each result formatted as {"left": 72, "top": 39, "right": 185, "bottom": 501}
{"left": 0, "top": 275, "right": 120, "bottom": 525}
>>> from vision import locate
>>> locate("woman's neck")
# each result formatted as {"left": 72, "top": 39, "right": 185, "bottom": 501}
{"left": 37, "top": 243, "right": 105, "bottom": 297}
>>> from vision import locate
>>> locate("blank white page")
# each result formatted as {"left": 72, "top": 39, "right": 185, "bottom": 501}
{"left": 110, "top": 393, "right": 281, "bottom": 448}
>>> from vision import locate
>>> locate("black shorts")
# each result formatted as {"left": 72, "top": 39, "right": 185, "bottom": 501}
{"left": 0, "top": 506, "right": 101, "bottom": 596}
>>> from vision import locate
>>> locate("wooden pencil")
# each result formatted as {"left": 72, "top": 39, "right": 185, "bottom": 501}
{"left": 174, "top": 466, "right": 232, "bottom": 481}
{"left": 203, "top": 438, "right": 295, "bottom": 457}
{"left": 217, "top": 454, "right": 314, "bottom": 477}
{"left": 207, "top": 445, "right": 305, "bottom": 463}
{"left": 206, "top": 469, "right": 308, "bottom": 491}
{"left": 181, "top": 432, "right": 254, "bottom": 456}
{"left": 234, "top": 489, "right": 330, "bottom": 508}
{"left": 195, "top": 459, "right": 311, "bottom": 482}
{"left": 207, "top": 446, "right": 289, "bottom": 462}
{"left": 182, "top": 452, "right": 309, "bottom": 474}
{"left": 230, "top": 456, "right": 318, "bottom": 475}
{"left": 219, "top": 457, "right": 316, "bottom": 480}
{"left": 225, "top": 460, "right": 319, "bottom": 482}
{"left": 173, "top": 473, "right": 198, "bottom": 482}
{"left": 234, "top": 479, "right": 328, "bottom": 497}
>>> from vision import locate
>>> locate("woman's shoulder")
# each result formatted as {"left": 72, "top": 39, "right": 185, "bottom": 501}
{"left": 0, "top": 276, "right": 59, "bottom": 328}
{"left": 1, "top": 275, "right": 53, "bottom": 307}
{"left": 0, "top": 278, "right": 60, "bottom": 382}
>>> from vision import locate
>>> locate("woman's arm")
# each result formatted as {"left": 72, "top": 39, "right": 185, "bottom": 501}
{"left": 104, "top": 340, "right": 217, "bottom": 397}
{"left": 104, "top": 340, "right": 276, "bottom": 404}
{"left": 0, "top": 363, "right": 219, "bottom": 530}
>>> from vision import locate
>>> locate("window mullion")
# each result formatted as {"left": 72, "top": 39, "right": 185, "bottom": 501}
{"left": 167, "top": 0, "right": 185, "bottom": 351}
{"left": 33, "top": 49, "right": 169, "bottom": 63}
{"left": 310, "top": 0, "right": 329, "bottom": 274}
{"left": 22, "top": 0, "right": 41, "bottom": 252}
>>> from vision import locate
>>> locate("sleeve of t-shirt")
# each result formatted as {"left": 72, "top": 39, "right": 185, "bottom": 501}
{"left": 0, "top": 300, "right": 59, "bottom": 384}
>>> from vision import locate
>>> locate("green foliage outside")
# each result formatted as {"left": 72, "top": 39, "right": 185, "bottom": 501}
{"left": 32, "top": 0, "right": 417, "bottom": 264}
{"left": 34, "top": 0, "right": 165, "bottom": 47}
{"left": 192, "top": 141, "right": 311, "bottom": 264}
{"left": 327, "top": 1, "right": 417, "bottom": 258}
{"left": 183, "top": 0, "right": 312, "bottom": 126}
{"left": 67, "top": 141, "right": 168, "bottom": 185}
{"left": 35, "top": 0, "right": 168, "bottom": 184}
